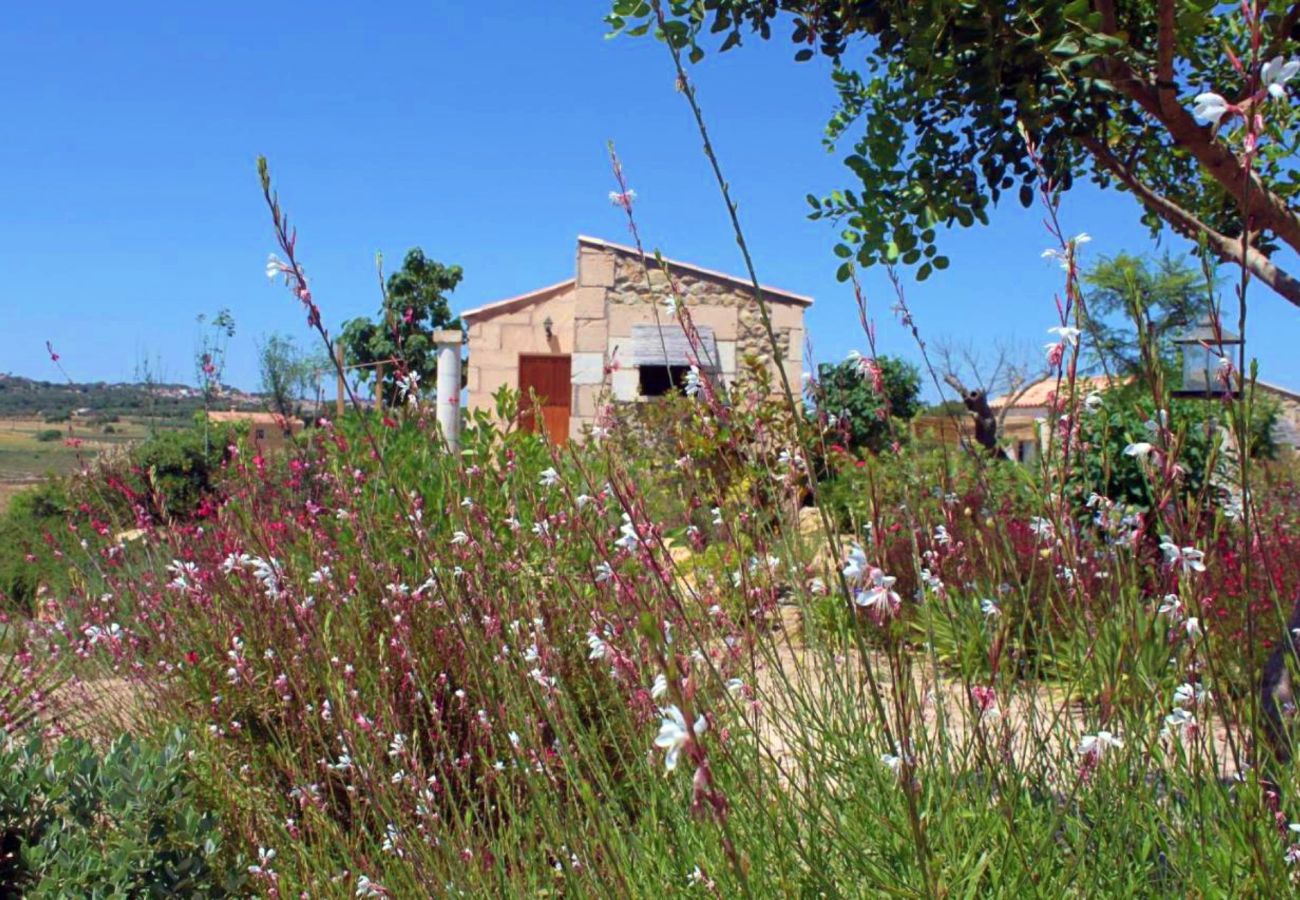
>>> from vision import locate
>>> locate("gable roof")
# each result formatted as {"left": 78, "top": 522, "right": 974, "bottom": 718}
{"left": 990, "top": 374, "right": 1127, "bottom": 410}
{"left": 460, "top": 236, "right": 813, "bottom": 321}
{"left": 576, "top": 235, "right": 813, "bottom": 306}
{"left": 460, "top": 279, "right": 575, "bottom": 322}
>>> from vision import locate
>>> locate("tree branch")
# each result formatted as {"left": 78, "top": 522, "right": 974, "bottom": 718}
{"left": 1081, "top": 133, "right": 1300, "bottom": 309}
{"left": 1106, "top": 59, "right": 1300, "bottom": 257}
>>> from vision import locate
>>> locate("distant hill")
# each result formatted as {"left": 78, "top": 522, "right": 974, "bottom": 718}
{"left": 0, "top": 373, "right": 264, "bottom": 422}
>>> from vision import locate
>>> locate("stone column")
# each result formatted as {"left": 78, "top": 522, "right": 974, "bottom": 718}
{"left": 433, "top": 329, "right": 463, "bottom": 453}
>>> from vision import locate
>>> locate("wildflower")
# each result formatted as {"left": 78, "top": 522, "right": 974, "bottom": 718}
{"left": 1084, "top": 391, "right": 1103, "bottom": 413}
{"left": 1157, "top": 593, "right": 1183, "bottom": 619}
{"left": 614, "top": 514, "right": 640, "bottom": 551}
{"left": 651, "top": 673, "right": 668, "bottom": 700}
{"left": 1158, "top": 537, "right": 1207, "bottom": 573}
{"left": 711, "top": 507, "right": 723, "bottom": 526}
{"left": 396, "top": 370, "right": 421, "bottom": 401}
{"left": 538, "top": 467, "right": 560, "bottom": 487}
{"left": 934, "top": 525, "right": 952, "bottom": 547}
{"left": 1262, "top": 56, "right": 1300, "bottom": 99}
{"left": 855, "top": 567, "right": 901, "bottom": 615}
{"left": 355, "top": 874, "right": 389, "bottom": 897}
{"left": 1185, "top": 617, "right": 1203, "bottom": 640}
{"left": 248, "top": 846, "right": 277, "bottom": 878}
{"left": 684, "top": 365, "right": 702, "bottom": 398}
{"left": 1124, "top": 441, "right": 1154, "bottom": 461}
{"left": 1028, "top": 517, "right": 1055, "bottom": 541}
{"left": 586, "top": 630, "right": 608, "bottom": 661}
{"left": 1077, "top": 730, "right": 1123, "bottom": 758}
{"left": 266, "top": 253, "right": 287, "bottom": 280}
{"left": 654, "top": 705, "right": 706, "bottom": 772}
{"left": 450, "top": 531, "right": 469, "bottom": 545}
{"left": 842, "top": 544, "right": 868, "bottom": 584}
{"left": 1192, "top": 91, "right": 1232, "bottom": 125}
{"left": 1047, "top": 324, "right": 1082, "bottom": 345}
{"left": 1174, "top": 682, "right": 1208, "bottom": 707}
{"left": 980, "top": 598, "right": 1001, "bottom": 618}
{"left": 1162, "top": 707, "right": 1198, "bottom": 741}
{"left": 594, "top": 561, "right": 614, "bottom": 583}
{"left": 880, "top": 751, "right": 905, "bottom": 776}
{"left": 608, "top": 189, "right": 637, "bottom": 210}
{"left": 725, "top": 678, "right": 745, "bottom": 694}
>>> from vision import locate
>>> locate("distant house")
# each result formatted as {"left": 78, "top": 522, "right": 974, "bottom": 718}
{"left": 461, "top": 235, "right": 812, "bottom": 443}
{"left": 208, "top": 410, "right": 302, "bottom": 452}
{"left": 989, "top": 375, "right": 1127, "bottom": 463}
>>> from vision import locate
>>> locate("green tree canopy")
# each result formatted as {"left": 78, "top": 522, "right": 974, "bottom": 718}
{"left": 813, "top": 354, "right": 921, "bottom": 452}
{"left": 1081, "top": 252, "right": 1211, "bottom": 374}
{"left": 611, "top": 1, "right": 1300, "bottom": 308}
{"left": 340, "top": 248, "right": 463, "bottom": 398}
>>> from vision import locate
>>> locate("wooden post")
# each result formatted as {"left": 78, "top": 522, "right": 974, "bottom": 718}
{"left": 375, "top": 362, "right": 384, "bottom": 413}
{"left": 335, "top": 344, "right": 345, "bottom": 420}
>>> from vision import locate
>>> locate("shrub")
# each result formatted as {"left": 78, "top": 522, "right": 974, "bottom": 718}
{"left": 811, "top": 355, "right": 921, "bottom": 454}
{"left": 42, "top": 412, "right": 71, "bottom": 424}
{"left": 33, "top": 429, "right": 62, "bottom": 443}
{"left": 0, "top": 729, "right": 243, "bottom": 896}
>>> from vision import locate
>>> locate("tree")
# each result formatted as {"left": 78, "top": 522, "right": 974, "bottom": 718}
{"left": 340, "top": 249, "right": 463, "bottom": 400}
{"left": 1080, "top": 252, "right": 1210, "bottom": 373}
{"left": 611, "top": 1, "right": 1300, "bottom": 308}
{"left": 813, "top": 355, "right": 921, "bottom": 452}
{"left": 257, "top": 333, "right": 318, "bottom": 420}
{"left": 934, "top": 338, "right": 1046, "bottom": 455}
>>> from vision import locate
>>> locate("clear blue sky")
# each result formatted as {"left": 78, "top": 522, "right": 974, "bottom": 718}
{"left": 3, "top": 2, "right": 1298, "bottom": 399}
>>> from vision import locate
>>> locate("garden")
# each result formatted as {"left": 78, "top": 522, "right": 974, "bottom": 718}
{"left": 6, "top": 0, "right": 1300, "bottom": 896}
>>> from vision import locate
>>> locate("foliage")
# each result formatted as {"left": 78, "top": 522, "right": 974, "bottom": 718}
{"left": 0, "top": 729, "right": 243, "bottom": 896}
{"left": 0, "top": 480, "right": 72, "bottom": 613}
{"left": 33, "top": 429, "right": 62, "bottom": 443}
{"left": 812, "top": 354, "right": 921, "bottom": 452}
{"left": 257, "top": 332, "right": 318, "bottom": 419}
{"left": 340, "top": 248, "right": 463, "bottom": 399}
{"left": 613, "top": 1, "right": 1300, "bottom": 305}
{"left": 129, "top": 419, "right": 231, "bottom": 521}
{"left": 1081, "top": 253, "right": 1211, "bottom": 373}
{"left": 1071, "top": 383, "right": 1278, "bottom": 510}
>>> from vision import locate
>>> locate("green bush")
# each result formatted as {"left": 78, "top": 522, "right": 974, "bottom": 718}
{"left": 0, "top": 729, "right": 244, "bottom": 896}
{"left": 42, "top": 412, "right": 71, "bottom": 424}
{"left": 812, "top": 355, "right": 921, "bottom": 454}
{"left": 0, "top": 481, "right": 72, "bottom": 613}
{"left": 33, "top": 429, "right": 63, "bottom": 443}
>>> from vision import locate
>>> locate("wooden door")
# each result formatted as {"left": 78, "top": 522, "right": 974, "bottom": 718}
{"left": 518, "top": 355, "right": 571, "bottom": 445}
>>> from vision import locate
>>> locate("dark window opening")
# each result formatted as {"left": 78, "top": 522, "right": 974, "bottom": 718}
{"left": 254, "top": 428, "right": 267, "bottom": 440}
{"left": 639, "top": 365, "right": 691, "bottom": 397}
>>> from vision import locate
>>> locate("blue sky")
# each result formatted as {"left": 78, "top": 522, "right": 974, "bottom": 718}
{"left": 3, "top": 2, "right": 1297, "bottom": 400}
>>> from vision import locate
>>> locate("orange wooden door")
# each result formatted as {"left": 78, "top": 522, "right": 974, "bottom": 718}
{"left": 518, "top": 355, "right": 571, "bottom": 445}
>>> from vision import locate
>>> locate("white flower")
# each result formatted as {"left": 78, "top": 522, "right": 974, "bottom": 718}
{"left": 980, "top": 598, "right": 1001, "bottom": 618}
{"left": 1262, "top": 56, "right": 1300, "bottom": 99}
{"left": 450, "top": 531, "right": 469, "bottom": 546}
{"left": 1084, "top": 391, "right": 1103, "bottom": 413}
{"left": 855, "top": 568, "right": 901, "bottom": 614}
{"left": 654, "top": 705, "right": 705, "bottom": 771}
{"left": 842, "top": 544, "right": 868, "bottom": 584}
{"left": 725, "top": 678, "right": 745, "bottom": 694}
{"left": 1159, "top": 537, "right": 1207, "bottom": 573}
{"left": 614, "top": 514, "right": 640, "bottom": 551}
{"left": 396, "top": 370, "right": 421, "bottom": 401}
{"left": 1192, "top": 91, "right": 1231, "bottom": 125}
{"left": 1185, "top": 617, "right": 1203, "bottom": 640}
{"left": 684, "top": 365, "right": 702, "bottom": 398}
{"left": 1174, "top": 682, "right": 1207, "bottom": 707}
{"left": 1123, "top": 441, "right": 1154, "bottom": 460}
{"left": 1028, "top": 517, "right": 1055, "bottom": 541}
{"left": 355, "top": 874, "right": 388, "bottom": 898}
{"left": 1077, "top": 730, "right": 1123, "bottom": 757}
{"left": 651, "top": 673, "right": 668, "bottom": 700}
{"left": 1047, "top": 325, "right": 1082, "bottom": 345}
{"left": 711, "top": 507, "right": 723, "bottom": 527}
{"left": 934, "top": 525, "right": 952, "bottom": 547}
{"left": 538, "top": 467, "right": 560, "bottom": 488}
{"left": 608, "top": 188, "right": 637, "bottom": 207}
{"left": 576, "top": 493, "right": 593, "bottom": 509}
{"left": 586, "top": 631, "right": 608, "bottom": 661}
{"left": 880, "top": 751, "right": 905, "bottom": 776}
{"left": 594, "top": 561, "right": 614, "bottom": 583}
{"left": 1157, "top": 593, "right": 1183, "bottom": 619}
{"left": 266, "top": 253, "right": 286, "bottom": 280}
{"left": 248, "top": 846, "right": 277, "bottom": 876}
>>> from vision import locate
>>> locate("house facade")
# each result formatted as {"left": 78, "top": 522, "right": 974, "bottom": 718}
{"left": 461, "top": 235, "right": 812, "bottom": 443}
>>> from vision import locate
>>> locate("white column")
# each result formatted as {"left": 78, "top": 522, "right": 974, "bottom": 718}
{"left": 433, "top": 329, "right": 463, "bottom": 453}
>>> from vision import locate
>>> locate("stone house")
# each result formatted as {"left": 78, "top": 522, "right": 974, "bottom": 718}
{"left": 207, "top": 410, "right": 303, "bottom": 452}
{"left": 461, "top": 235, "right": 812, "bottom": 443}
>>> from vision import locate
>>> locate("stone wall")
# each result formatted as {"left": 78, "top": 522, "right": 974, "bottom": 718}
{"left": 464, "top": 239, "right": 809, "bottom": 442}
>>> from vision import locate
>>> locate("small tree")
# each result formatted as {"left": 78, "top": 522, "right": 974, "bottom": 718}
{"left": 1080, "top": 253, "right": 1210, "bottom": 374}
{"left": 257, "top": 333, "right": 316, "bottom": 421}
{"left": 194, "top": 309, "right": 235, "bottom": 453}
{"left": 340, "top": 249, "right": 463, "bottom": 400}
{"left": 813, "top": 355, "right": 921, "bottom": 453}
